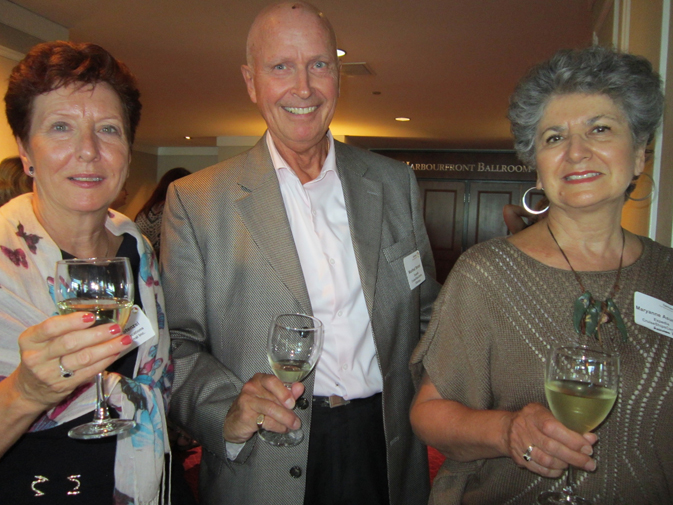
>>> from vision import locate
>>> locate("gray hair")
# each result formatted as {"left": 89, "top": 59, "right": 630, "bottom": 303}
{"left": 508, "top": 46, "right": 664, "bottom": 168}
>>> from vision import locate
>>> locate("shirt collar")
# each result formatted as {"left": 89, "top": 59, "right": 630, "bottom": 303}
{"left": 266, "top": 130, "right": 336, "bottom": 182}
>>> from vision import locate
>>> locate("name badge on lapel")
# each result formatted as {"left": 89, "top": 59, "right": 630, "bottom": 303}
{"left": 633, "top": 291, "right": 673, "bottom": 337}
{"left": 634, "top": 292, "right": 673, "bottom": 337}
{"left": 403, "top": 250, "right": 426, "bottom": 290}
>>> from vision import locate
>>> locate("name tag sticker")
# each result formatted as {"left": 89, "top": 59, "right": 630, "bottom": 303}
{"left": 634, "top": 292, "right": 673, "bottom": 338}
{"left": 403, "top": 250, "right": 426, "bottom": 290}
{"left": 123, "top": 305, "right": 156, "bottom": 348}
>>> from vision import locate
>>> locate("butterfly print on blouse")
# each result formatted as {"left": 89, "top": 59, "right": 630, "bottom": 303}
{"left": 16, "top": 223, "right": 42, "bottom": 254}
{"left": 1, "top": 246, "right": 28, "bottom": 268}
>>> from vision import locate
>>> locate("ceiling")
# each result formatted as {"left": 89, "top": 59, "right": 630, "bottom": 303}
{"left": 9, "top": 0, "right": 593, "bottom": 150}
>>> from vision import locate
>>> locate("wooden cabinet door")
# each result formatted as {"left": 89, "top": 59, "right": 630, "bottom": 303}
{"left": 466, "top": 182, "right": 523, "bottom": 248}
{"left": 416, "top": 180, "right": 539, "bottom": 282}
{"left": 417, "top": 181, "right": 465, "bottom": 283}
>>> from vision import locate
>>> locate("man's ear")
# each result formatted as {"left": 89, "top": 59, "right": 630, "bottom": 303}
{"left": 241, "top": 65, "right": 257, "bottom": 104}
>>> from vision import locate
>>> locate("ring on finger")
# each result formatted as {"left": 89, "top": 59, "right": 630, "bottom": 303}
{"left": 58, "top": 357, "right": 75, "bottom": 379}
{"left": 256, "top": 414, "right": 265, "bottom": 428}
{"left": 522, "top": 445, "right": 534, "bottom": 462}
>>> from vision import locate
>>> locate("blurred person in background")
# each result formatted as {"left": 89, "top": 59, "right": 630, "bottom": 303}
{"left": 0, "top": 156, "right": 33, "bottom": 206}
{"left": 135, "top": 167, "right": 190, "bottom": 259}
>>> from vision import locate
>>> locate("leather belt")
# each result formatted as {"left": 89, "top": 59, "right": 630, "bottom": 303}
{"left": 312, "top": 395, "right": 351, "bottom": 408}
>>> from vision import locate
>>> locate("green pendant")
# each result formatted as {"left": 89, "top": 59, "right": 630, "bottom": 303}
{"left": 572, "top": 291, "right": 627, "bottom": 342}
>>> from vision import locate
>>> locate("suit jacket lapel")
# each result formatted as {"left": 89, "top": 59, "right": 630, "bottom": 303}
{"left": 235, "top": 139, "right": 312, "bottom": 315}
{"left": 335, "top": 142, "right": 382, "bottom": 315}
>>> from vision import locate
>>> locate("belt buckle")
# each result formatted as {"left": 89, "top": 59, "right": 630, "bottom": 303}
{"left": 328, "top": 395, "right": 350, "bottom": 408}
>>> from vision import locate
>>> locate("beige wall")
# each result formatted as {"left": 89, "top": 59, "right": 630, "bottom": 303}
{"left": 620, "top": 0, "right": 664, "bottom": 236}
{"left": 114, "top": 150, "right": 158, "bottom": 220}
{"left": 0, "top": 54, "right": 19, "bottom": 159}
{"left": 157, "top": 154, "right": 218, "bottom": 180}
{"left": 593, "top": 0, "right": 670, "bottom": 242}
{"left": 656, "top": 10, "right": 673, "bottom": 245}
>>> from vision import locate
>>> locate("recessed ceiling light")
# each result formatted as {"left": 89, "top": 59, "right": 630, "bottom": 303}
{"left": 337, "top": 49, "right": 346, "bottom": 57}
{"left": 395, "top": 117, "right": 410, "bottom": 122}
{"left": 185, "top": 136, "right": 191, "bottom": 140}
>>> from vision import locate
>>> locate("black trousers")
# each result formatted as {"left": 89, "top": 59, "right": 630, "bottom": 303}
{"left": 304, "top": 393, "right": 390, "bottom": 505}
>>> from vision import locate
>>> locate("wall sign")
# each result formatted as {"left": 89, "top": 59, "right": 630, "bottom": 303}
{"left": 371, "top": 149, "right": 536, "bottom": 182}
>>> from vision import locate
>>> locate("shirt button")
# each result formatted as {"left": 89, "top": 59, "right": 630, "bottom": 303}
{"left": 342, "top": 364, "right": 348, "bottom": 370}
{"left": 290, "top": 466, "right": 302, "bottom": 478}
{"left": 337, "top": 310, "right": 343, "bottom": 317}
{"left": 329, "top": 258, "right": 335, "bottom": 265}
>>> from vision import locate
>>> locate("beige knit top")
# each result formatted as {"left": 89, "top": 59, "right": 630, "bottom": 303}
{"left": 411, "top": 236, "right": 673, "bottom": 505}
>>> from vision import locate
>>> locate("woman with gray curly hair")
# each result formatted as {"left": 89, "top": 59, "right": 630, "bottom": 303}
{"left": 410, "top": 45, "right": 673, "bottom": 504}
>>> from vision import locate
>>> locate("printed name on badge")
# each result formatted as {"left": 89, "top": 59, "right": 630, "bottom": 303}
{"left": 634, "top": 292, "right": 673, "bottom": 338}
{"left": 122, "top": 305, "right": 156, "bottom": 351}
{"left": 403, "top": 250, "right": 426, "bottom": 290}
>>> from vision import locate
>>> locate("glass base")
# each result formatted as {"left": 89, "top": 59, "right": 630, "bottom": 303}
{"left": 258, "top": 427, "right": 304, "bottom": 447}
{"left": 68, "top": 419, "right": 136, "bottom": 440}
{"left": 538, "top": 491, "right": 592, "bottom": 505}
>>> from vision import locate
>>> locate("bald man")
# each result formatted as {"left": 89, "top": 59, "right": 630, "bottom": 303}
{"left": 161, "top": 3, "right": 440, "bottom": 504}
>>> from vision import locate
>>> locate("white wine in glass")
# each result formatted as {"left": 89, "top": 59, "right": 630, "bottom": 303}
{"left": 55, "top": 257, "right": 136, "bottom": 440}
{"left": 539, "top": 345, "right": 619, "bottom": 505}
{"left": 260, "top": 313, "right": 324, "bottom": 447}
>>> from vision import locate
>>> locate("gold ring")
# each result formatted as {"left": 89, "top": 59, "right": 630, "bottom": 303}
{"left": 256, "top": 414, "right": 265, "bottom": 428}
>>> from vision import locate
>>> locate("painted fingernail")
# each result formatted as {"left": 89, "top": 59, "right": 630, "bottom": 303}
{"left": 109, "top": 324, "right": 122, "bottom": 335}
{"left": 82, "top": 313, "right": 95, "bottom": 323}
{"left": 121, "top": 334, "right": 133, "bottom": 346}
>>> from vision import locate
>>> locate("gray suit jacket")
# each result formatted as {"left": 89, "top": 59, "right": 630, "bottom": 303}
{"left": 161, "top": 137, "right": 440, "bottom": 505}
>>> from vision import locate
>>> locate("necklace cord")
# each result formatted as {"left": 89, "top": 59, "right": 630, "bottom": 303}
{"left": 547, "top": 223, "right": 627, "bottom": 342}
{"left": 546, "top": 223, "right": 625, "bottom": 297}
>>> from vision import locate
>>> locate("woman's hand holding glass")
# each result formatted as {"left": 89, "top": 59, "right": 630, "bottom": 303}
{"left": 12, "top": 312, "right": 132, "bottom": 413}
{"left": 505, "top": 402, "right": 597, "bottom": 478}
{"left": 223, "top": 373, "right": 304, "bottom": 444}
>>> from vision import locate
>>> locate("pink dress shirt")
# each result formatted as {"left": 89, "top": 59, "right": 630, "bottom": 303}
{"left": 267, "top": 131, "right": 383, "bottom": 399}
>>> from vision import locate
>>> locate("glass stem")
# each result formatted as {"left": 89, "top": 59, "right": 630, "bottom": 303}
{"left": 93, "top": 372, "right": 111, "bottom": 422}
{"left": 562, "top": 466, "right": 576, "bottom": 497}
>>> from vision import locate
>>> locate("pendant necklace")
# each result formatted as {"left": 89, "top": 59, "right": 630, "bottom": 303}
{"left": 547, "top": 223, "right": 628, "bottom": 343}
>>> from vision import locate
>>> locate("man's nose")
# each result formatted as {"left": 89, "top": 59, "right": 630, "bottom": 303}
{"left": 292, "top": 68, "right": 312, "bottom": 99}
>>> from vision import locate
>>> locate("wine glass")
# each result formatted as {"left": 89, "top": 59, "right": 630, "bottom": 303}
{"left": 55, "top": 257, "right": 136, "bottom": 439}
{"left": 259, "top": 313, "right": 324, "bottom": 447}
{"left": 538, "top": 345, "right": 619, "bottom": 505}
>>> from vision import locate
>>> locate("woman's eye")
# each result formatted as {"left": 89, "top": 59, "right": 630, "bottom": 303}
{"left": 593, "top": 125, "right": 611, "bottom": 133}
{"left": 545, "top": 134, "right": 562, "bottom": 144}
{"left": 52, "top": 123, "right": 68, "bottom": 132}
{"left": 101, "top": 125, "right": 119, "bottom": 134}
